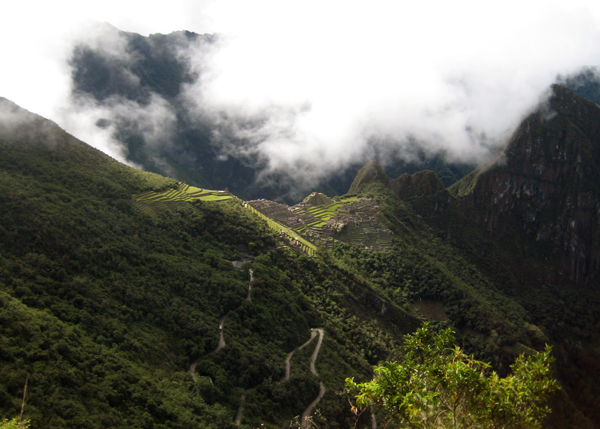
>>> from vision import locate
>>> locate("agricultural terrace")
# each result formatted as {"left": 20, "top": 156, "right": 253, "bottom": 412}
{"left": 247, "top": 193, "right": 393, "bottom": 252}
{"left": 133, "top": 183, "right": 234, "bottom": 216}
{"left": 245, "top": 202, "right": 317, "bottom": 256}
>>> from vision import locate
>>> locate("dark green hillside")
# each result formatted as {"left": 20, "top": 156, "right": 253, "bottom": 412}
{"left": 0, "top": 99, "right": 424, "bottom": 428}
{"left": 346, "top": 173, "right": 600, "bottom": 428}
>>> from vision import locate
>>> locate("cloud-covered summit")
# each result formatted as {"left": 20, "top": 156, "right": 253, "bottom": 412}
{"left": 65, "top": 24, "right": 477, "bottom": 200}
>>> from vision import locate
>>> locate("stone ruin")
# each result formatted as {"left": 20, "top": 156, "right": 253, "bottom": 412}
{"left": 247, "top": 196, "right": 393, "bottom": 251}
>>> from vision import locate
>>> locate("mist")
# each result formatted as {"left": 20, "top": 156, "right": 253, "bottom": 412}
{"left": 3, "top": 0, "right": 600, "bottom": 194}
{"left": 185, "top": 0, "right": 600, "bottom": 170}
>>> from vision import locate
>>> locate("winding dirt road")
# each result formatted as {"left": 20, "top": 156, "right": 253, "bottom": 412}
{"left": 189, "top": 270, "right": 253, "bottom": 382}
{"left": 301, "top": 329, "right": 325, "bottom": 428}
{"left": 234, "top": 385, "right": 257, "bottom": 426}
{"left": 189, "top": 269, "right": 328, "bottom": 427}
{"left": 308, "top": 329, "right": 324, "bottom": 377}
{"left": 283, "top": 329, "right": 318, "bottom": 381}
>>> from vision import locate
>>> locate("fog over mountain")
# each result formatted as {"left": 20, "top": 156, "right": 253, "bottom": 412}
{"left": 3, "top": 0, "right": 600, "bottom": 196}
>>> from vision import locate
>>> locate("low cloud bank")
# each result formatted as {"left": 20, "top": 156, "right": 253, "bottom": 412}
{"left": 178, "top": 0, "right": 600, "bottom": 186}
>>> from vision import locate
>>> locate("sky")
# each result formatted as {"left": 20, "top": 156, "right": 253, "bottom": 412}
{"left": 2, "top": 0, "right": 600, "bottom": 179}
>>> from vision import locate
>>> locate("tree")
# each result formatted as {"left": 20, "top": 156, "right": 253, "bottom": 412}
{"left": 0, "top": 418, "right": 30, "bottom": 429}
{"left": 346, "top": 323, "right": 559, "bottom": 429}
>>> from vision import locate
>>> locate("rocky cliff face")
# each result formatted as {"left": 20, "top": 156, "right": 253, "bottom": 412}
{"left": 454, "top": 85, "right": 600, "bottom": 285}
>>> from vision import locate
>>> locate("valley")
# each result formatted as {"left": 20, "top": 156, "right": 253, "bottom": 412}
{"left": 1, "top": 85, "right": 600, "bottom": 428}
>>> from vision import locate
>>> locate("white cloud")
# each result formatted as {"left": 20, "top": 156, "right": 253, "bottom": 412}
{"left": 2, "top": 0, "right": 600, "bottom": 185}
{"left": 178, "top": 0, "right": 600, "bottom": 184}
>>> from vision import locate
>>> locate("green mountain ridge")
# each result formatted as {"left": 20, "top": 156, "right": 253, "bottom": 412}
{"left": 0, "top": 97, "right": 421, "bottom": 428}
{"left": 1, "top": 86, "right": 600, "bottom": 428}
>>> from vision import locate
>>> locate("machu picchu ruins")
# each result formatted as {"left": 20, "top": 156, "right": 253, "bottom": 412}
{"left": 247, "top": 192, "right": 394, "bottom": 252}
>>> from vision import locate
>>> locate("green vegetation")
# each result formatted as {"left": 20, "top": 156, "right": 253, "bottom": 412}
{"left": 345, "top": 153, "right": 600, "bottom": 426}
{"left": 0, "top": 418, "right": 30, "bottom": 429}
{"left": 0, "top": 103, "right": 420, "bottom": 428}
{"left": 347, "top": 324, "right": 559, "bottom": 429}
{"left": 133, "top": 183, "right": 234, "bottom": 216}
{"left": 2, "top": 93, "right": 599, "bottom": 427}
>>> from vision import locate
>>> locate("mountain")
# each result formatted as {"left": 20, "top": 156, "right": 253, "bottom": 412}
{"left": 69, "top": 25, "right": 473, "bottom": 203}
{"left": 349, "top": 85, "right": 600, "bottom": 427}
{"left": 452, "top": 84, "right": 600, "bottom": 285}
{"left": 0, "top": 98, "right": 422, "bottom": 428}
{"left": 70, "top": 27, "right": 260, "bottom": 195}
{"left": 2, "top": 84, "right": 600, "bottom": 428}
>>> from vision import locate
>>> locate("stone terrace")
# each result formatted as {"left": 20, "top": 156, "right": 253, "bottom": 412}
{"left": 248, "top": 197, "right": 394, "bottom": 251}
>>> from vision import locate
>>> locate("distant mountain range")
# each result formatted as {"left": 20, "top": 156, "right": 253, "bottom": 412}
{"left": 69, "top": 26, "right": 600, "bottom": 206}
{"left": 69, "top": 25, "right": 474, "bottom": 203}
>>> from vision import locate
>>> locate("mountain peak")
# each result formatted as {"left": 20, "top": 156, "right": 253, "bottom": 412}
{"left": 390, "top": 170, "right": 445, "bottom": 200}
{"left": 348, "top": 160, "right": 388, "bottom": 194}
{"left": 301, "top": 192, "right": 334, "bottom": 206}
{"left": 452, "top": 84, "right": 600, "bottom": 284}
{"left": 349, "top": 160, "right": 446, "bottom": 202}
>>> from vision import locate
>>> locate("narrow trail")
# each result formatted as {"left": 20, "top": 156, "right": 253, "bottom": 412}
{"left": 246, "top": 269, "right": 253, "bottom": 301}
{"left": 234, "top": 393, "right": 246, "bottom": 426}
{"left": 234, "top": 270, "right": 254, "bottom": 425}
{"left": 301, "top": 383, "right": 326, "bottom": 428}
{"left": 234, "top": 386, "right": 257, "bottom": 426}
{"left": 190, "top": 268, "right": 327, "bottom": 427}
{"left": 189, "top": 270, "right": 253, "bottom": 382}
{"left": 301, "top": 329, "right": 326, "bottom": 428}
{"left": 308, "top": 329, "right": 324, "bottom": 377}
{"left": 236, "top": 328, "right": 325, "bottom": 427}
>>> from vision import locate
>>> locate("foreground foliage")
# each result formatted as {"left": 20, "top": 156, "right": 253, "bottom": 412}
{"left": 0, "top": 419, "right": 29, "bottom": 429}
{"left": 346, "top": 324, "right": 559, "bottom": 429}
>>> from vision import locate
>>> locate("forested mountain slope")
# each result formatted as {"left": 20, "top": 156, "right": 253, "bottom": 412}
{"left": 0, "top": 98, "right": 420, "bottom": 428}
